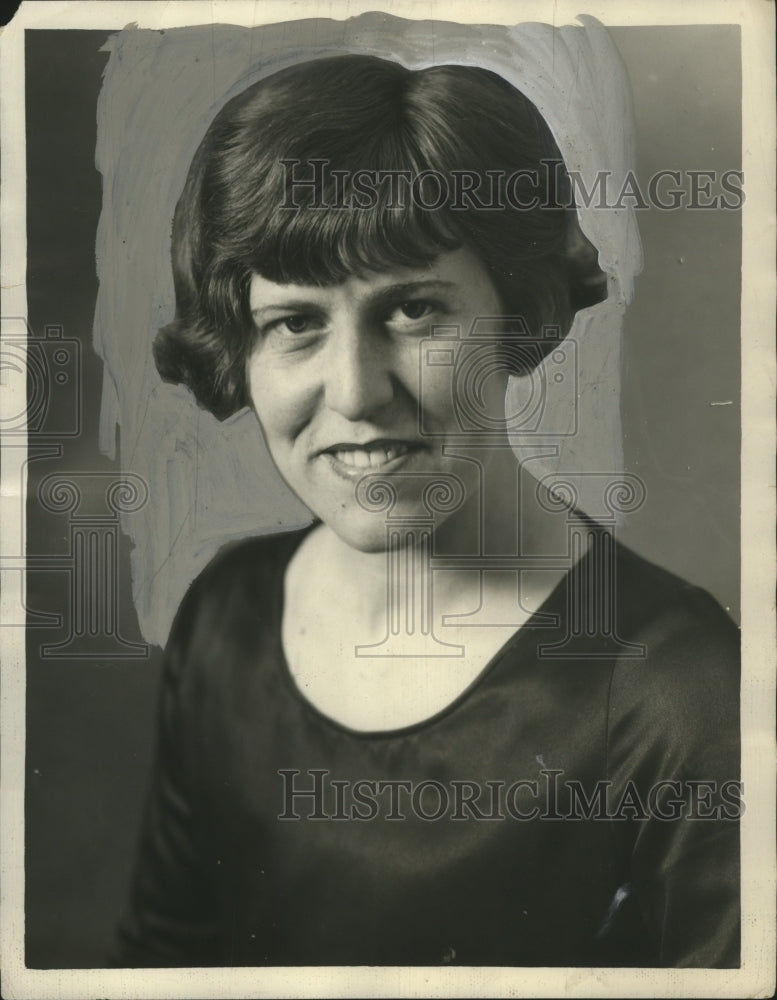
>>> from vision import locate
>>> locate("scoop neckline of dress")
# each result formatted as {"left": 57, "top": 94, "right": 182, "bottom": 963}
{"left": 271, "top": 523, "right": 585, "bottom": 741}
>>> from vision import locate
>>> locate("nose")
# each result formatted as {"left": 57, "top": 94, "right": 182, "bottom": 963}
{"left": 322, "top": 319, "right": 395, "bottom": 421}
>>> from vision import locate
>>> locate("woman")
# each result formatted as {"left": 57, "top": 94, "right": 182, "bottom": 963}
{"left": 116, "top": 54, "right": 740, "bottom": 968}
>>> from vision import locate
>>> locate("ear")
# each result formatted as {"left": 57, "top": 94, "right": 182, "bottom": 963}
{"left": 565, "top": 212, "right": 608, "bottom": 312}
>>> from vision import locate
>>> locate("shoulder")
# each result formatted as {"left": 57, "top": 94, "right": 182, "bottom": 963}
{"left": 611, "top": 540, "right": 739, "bottom": 671}
{"left": 190, "top": 525, "right": 312, "bottom": 600}
{"left": 606, "top": 541, "right": 739, "bottom": 774}
{"left": 164, "top": 526, "right": 313, "bottom": 667}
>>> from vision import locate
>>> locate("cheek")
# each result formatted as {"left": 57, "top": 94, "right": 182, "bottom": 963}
{"left": 419, "top": 342, "right": 510, "bottom": 431}
{"left": 418, "top": 364, "right": 456, "bottom": 420}
{"left": 247, "top": 360, "right": 312, "bottom": 445}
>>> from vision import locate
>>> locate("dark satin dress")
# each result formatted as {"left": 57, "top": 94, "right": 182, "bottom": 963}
{"left": 115, "top": 527, "right": 740, "bottom": 968}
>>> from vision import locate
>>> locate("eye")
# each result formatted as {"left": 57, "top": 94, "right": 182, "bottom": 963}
{"left": 253, "top": 311, "right": 324, "bottom": 353}
{"left": 384, "top": 299, "right": 440, "bottom": 329}
{"left": 259, "top": 313, "right": 319, "bottom": 339}
{"left": 397, "top": 300, "right": 434, "bottom": 321}
{"left": 280, "top": 315, "right": 310, "bottom": 334}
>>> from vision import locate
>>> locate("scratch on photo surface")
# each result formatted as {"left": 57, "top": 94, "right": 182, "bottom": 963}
{"left": 595, "top": 882, "right": 632, "bottom": 939}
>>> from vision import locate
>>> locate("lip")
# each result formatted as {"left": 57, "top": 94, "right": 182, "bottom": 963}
{"left": 317, "top": 439, "right": 428, "bottom": 480}
{"left": 317, "top": 437, "right": 421, "bottom": 453}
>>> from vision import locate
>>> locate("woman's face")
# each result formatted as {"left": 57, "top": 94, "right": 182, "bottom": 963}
{"left": 247, "top": 246, "right": 507, "bottom": 551}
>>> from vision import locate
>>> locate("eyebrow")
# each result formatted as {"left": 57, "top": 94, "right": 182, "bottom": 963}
{"left": 250, "top": 280, "right": 458, "bottom": 319}
{"left": 251, "top": 299, "right": 327, "bottom": 319}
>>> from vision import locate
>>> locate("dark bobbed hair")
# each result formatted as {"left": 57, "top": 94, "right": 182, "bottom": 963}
{"left": 154, "top": 54, "right": 606, "bottom": 419}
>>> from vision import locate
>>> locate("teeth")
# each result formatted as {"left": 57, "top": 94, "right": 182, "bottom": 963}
{"left": 332, "top": 443, "right": 410, "bottom": 468}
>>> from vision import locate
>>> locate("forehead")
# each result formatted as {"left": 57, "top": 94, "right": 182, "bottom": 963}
{"left": 248, "top": 246, "right": 498, "bottom": 310}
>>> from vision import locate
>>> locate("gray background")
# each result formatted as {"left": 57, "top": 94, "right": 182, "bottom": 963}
{"left": 23, "top": 23, "right": 740, "bottom": 967}
{"left": 613, "top": 26, "right": 740, "bottom": 619}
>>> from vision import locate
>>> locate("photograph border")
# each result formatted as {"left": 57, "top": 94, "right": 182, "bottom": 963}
{"left": 1, "top": 1, "right": 774, "bottom": 997}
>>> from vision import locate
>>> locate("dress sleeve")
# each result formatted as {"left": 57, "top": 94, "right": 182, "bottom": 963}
{"left": 605, "top": 586, "right": 741, "bottom": 968}
{"left": 113, "top": 577, "right": 221, "bottom": 967}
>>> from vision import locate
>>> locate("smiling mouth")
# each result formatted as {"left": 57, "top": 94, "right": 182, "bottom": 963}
{"left": 321, "top": 440, "right": 423, "bottom": 472}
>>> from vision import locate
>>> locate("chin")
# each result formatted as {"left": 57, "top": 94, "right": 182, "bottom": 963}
{"left": 344, "top": 533, "right": 393, "bottom": 554}
{"left": 326, "top": 513, "right": 395, "bottom": 553}
{"left": 322, "top": 499, "right": 457, "bottom": 555}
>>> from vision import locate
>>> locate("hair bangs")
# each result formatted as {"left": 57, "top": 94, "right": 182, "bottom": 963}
{"left": 245, "top": 149, "right": 466, "bottom": 287}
